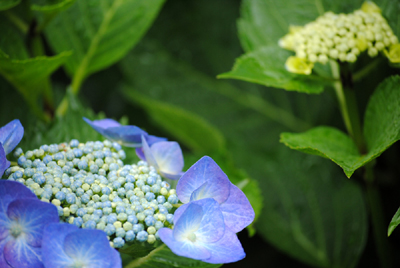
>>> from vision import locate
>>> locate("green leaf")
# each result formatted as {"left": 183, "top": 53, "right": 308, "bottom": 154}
{"left": 281, "top": 75, "right": 400, "bottom": 177}
{"left": 45, "top": 0, "right": 165, "bottom": 89}
{"left": 388, "top": 207, "right": 400, "bottom": 236}
{"left": 218, "top": 46, "right": 326, "bottom": 94}
{"left": 124, "top": 244, "right": 221, "bottom": 268}
{"left": 0, "top": 16, "right": 28, "bottom": 60}
{"left": 0, "top": 0, "right": 20, "bottom": 11}
{"left": 0, "top": 50, "right": 70, "bottom": 120}
{"left": 122, "top": 88, "right": 226, "bottom": 155}
{"left": 31, "top": 0, "right": 76, "bottom": 13}
{"left": 256, "top": 148, "right": 367, "bottom": 268}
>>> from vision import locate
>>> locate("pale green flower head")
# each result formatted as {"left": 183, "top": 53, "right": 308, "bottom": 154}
{"left": 279, "top": 1, "right": 399, "bottom": 74}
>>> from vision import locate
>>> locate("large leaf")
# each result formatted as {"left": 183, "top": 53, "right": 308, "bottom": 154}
{"left": 257, "top": 148, "right": 367, "bottom": 268}
{"left": 0, "top": 0, "right": 20, "bottom": 10}
{"left": 45, "top": 0, "right": 165, "bottom": 83}
{"left": 124, "top": 244, "right": 221, "bottom": 268}
{"left": 218, "top": 46, "right": 327, "bottom": 94}
{"left": 122, "top": 88, "right": 226, "bottom": 155}
{"left": 281, "top": 76, "right": 400, "bottom": 177}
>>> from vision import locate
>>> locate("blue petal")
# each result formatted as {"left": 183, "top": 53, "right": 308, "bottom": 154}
{"left": 104, "top": 126, "right": 147, "bottom": 147}
{"left": 177, "top": 156, "right": 230, "bottom": 204}
{"left": 146, "top": 135, "right": 168, "bottom": 146}
{"left": 63, "top": 229, "right": 121, "bottom": 268}
{"left": 42, "top": 223, "right": 78, "bottom": 268}
{"left": 83, "top": 118, "right": 120, "bottom": 136}
{"left": 150, "top": 141, "right": 183, "bottom": 179}
{"left": 0, "top": 120, "right": 24, "bottom": 155}
{"left": 173, "top": 199, "right": 225, "bottom": 243}
{"left": 0, "top": 144, "right": 10, "bottom": 178}
{"left": 3, "top": 239, "right": 44, "bottom": 268}
{"left": 7, "top": 199, "right": 59, "bottom": 247}
{"left": 201, "top": 228, "right": 245, "bottom": 264}
{"left": 135, "top": 148, "right": 145, "bottom": 161}
{"left": 172, "top": 203, "right": 203, "bottom": 241}
{"left": 0, "top": 237, "right": 11, "bottom": 268}
{"left": 159, "top": 171, "right": 184, "bottom": 181}
{"left": 219, "top": 183, "right": 255, "bottom": 233}
{"left": 158, "top": 228, "right": 210, "bottom": 261}
{"left": 141, "top": 136, "right": 159, "bottom": 169}
{"left": 0, "top": 181, "right": 36, "bottom": 222}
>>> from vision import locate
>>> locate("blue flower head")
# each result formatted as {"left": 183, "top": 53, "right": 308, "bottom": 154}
{"left": 83, "top": 117, "right": 147, "bottom": 147}
{"left": 158, "top": 198, "right": 245, "bottom": 264}
{"left": 176, "top": 156, "right": 254, "bottom": 233}
{"left": 0, "top": 180, "right": 59, "bottom": 268}
{"left": 41, "top": 223, "right": 121, "bottom": 268}
{"left": 0, "top": 120, "right": 24, "bottom": 177}
{"left": 141, "top": 136, "right": 184, "bottom": 180}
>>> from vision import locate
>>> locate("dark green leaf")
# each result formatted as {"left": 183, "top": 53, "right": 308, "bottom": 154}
{"left": 281, "top": 76, "right": 400, "bottom": 178}
{"left": 0, "top": 0, "right": 20, "bottom": 10}
{"left": 45, "top": 0, "right": 165, "bottom": 81}
{"left": 124, "top": 244, "right": 221, "bottom": 268}
{"left": 122, "top": 88, "right": 226, "bottom": 155}
{"left": 0, "top": 16, "right": 28, "bottom": 60}
{"left": 218, "top": 46, "right": 326, "bottom": 94}
{"left": 31, "top": 0, "right": 76, "bottom": 13}
{"left": 119, "top": 242, "right": 157, "bottom": 259}
{"left": 388, "top": 207, "right": 400, "bottom": 236}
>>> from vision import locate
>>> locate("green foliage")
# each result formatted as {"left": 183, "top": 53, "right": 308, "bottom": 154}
{"left": 281, "top": 76, "right": 400, "bottom": 177}
{"left": 0, "top": 0, "right": 20, "bottom": 11}
{"left": 44, "top": 0, "right": 165, "bottom": 90}
{"left": 30, "top": 0, "right": 76, "bottom": 13}
{"left": 388, "top": 207, "right": 400, "bottom": 237}
{"left": 257, "top": 148, "right": 367, "bottom": 268}
{"left": 218, "top": 46, "right": 327, "bottom": 94}
{"left": 122, "top": 88, "right": 226, "bottom": 155}
{"left": 124, "top": 245, "right": 221, "bottom": 268}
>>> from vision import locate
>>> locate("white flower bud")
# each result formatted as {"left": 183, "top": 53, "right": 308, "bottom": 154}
{"left": 368, "top": 47, "right": 378, "bottom": 57}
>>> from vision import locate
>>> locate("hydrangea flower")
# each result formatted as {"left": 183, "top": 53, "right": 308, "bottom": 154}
{"left": 83, "top": 117, "right": 166, "bottom": 147}
{"left": 41, "top": 223, "right": 121, "bottom": 268}
{"left": 176, "top": 156, "right": 254, "bottom": 233}
{"left": 141, "top": 136, "right": 184, "bottom": 180}
{"left": 0, "top": 120, "right": 24, "bottom": 177}
{"left": 0, "top": 180, "right": 59, "bottom": 268}
{"left": 158, "top": 198, "right": 245, "bottom": 264}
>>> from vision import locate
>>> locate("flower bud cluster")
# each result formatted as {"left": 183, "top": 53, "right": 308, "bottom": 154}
{"left": 279, "top": 2, "right": 398, "bottom": 73}
{"left": 5, "top": 139, "right": 178, "bottom": 248}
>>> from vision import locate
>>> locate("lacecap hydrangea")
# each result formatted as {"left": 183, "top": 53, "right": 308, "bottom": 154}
{"left": 279, "top": 1, "right": 399, "bottom": 74}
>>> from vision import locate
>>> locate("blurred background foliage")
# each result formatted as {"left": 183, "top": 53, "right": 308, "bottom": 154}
{"left": 1, "top": 0, "right": 400, "bottom": 267}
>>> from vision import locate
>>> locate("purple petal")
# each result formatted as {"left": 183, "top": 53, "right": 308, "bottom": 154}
{"left": 135, "top": 148, "right": 145, "bottom": 161}
{"left": 0, "top": 236, "right": 11, "bottom": 268}
{"left": 0, "top": 144, "right": 10, "bottom": 178}
{"left": 201, "top": 228, "right": 245, "bottom": 264}
{"left": 83, "top": 117, "right": 121, "bottom": 131}
{"left": 104, "top": 126, "right": 147, "bottom": 147}
{"left": 63, "top": 229, "right": 121, "bottom": 268}
{"left": 158, "top": 228, "right": 210, "bottom": 261}
{"left": 151, "top": 141, "right": 183, "bottom": 179}
{"left": 0, "top": 181, "right": 36, "bottom": 222}
{"left": 42, "top": 223, "right": 78, "bottom": 268}
{"left": 7, "top": 199, "right": 59, "bottom": 247}
{"left": 141, "top": 136, "right": 159, "bottom": 169}
{"left": 147, "top": 135, "right": 168, "bottom": 145}
{"left": 172, "top": 203, "right": 203, "bottom": 241}
{"left": 3, "top": 239, "right": 44, "bottom": 268}
{"left": 219, "top": 184, "right": 255, "bottom": 233}
{"left": 0, "top": 120, "right": 24, "bottom": 155}
{"left": 159, "top": 171, "right": 183, "bottom": 181}
{"left": 177, "top": 156, "right": 230, "bottom": 204}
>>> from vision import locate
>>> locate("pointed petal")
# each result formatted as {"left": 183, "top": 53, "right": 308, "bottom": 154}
{"left": 158, "top": 228, "right": 210, "bottom": 260}
{"left": 83, "top": 117, "right": 121, "bottom": 131}
{"left": 201, "top": 228, "right": 245, "bottom": 264}
{"left": 177, "top": 156, "right": 230, "bottom": 204}
{"left": 3, "top": 239, "right": 44, "bottom": 268}
{"left": 146, "top": 135, "right": 168, "bottom": 146}
{"left": 0, "top": 144, "right": 10, "bottom": 178}
{"left": 192, "top": 199, "right": 225, "bottom": 243}
{"left": 7, "top": 199, "right": 59, "bottom": 247}
{"left": 104, "top": 126, "right": 147, "bottom": 147}
{"left": 135, "top": 148, "right": 146, "bottom": 161}
{"left": 42, "top": 223, "right": 77, "bottom": 268}
{"left": 141, "top": 136, "right": 159, "bottom": 170}
{"left": 159, "top": 171, "right": 183, "bottom": 181}
{"left": 0, "top": 181, "right": 36, "bottom": 222}
{"left": 219, "top": 184, "right": 255, "bottom": 233}
{"left": 172, "top": 203, "right": 203, "bottom": 241}
{"left": 63, "top": 229, "right": 121, "bottom": 268}
{"left": 150, "top": 141, "right": 183, "bottom": 176}
{"left": 0, "top": 120, "right": 23, "bottom": 155}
